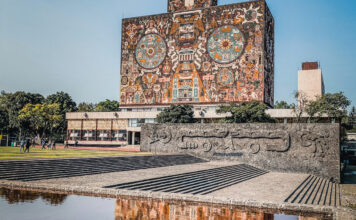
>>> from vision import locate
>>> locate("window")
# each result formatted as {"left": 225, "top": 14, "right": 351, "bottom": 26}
{"left": 112, "top": 130, "right": 127, "bottom": 141}
{"left": 145, "top": 118, "right": 155, "bottom": 123}
{"left": 68, "top": 130, "right": 80, "bottom": 141}
{"left": 81, "top": 130, "right": 96, "bottom": 141}
{"left": 129, "top": 118, "right": 155, "bottom": 127}
{"left": 97, "top": 130, "right": 111, "bottom": 141}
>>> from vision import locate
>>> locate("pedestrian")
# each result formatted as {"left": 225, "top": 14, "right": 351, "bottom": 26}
{"left": 41, "top": 139, "right": 46, "bottom": 149}
{"left": 74, "top": 140, "right": 78, "bottom": 147}
{"left": 47, "top": 140, "right": 51, "bottom": 150}
{"left": 64, "top": 140, "right": 68, "bottom": 149}
{"left": 25, "top": 139, "right": 31, "bottom": 153}
{"left": 52, "top": 140, "right": 56, "bottom": 150}
{"left": 32, "top": 138, "right": 36, "bottom": 148}
{"left": 19, "top": 138, "right": 25, "bottom": 153}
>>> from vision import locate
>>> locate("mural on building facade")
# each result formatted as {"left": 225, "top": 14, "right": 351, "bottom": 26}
{"left": 168, "top": 0, "right": 217, "bottom": 12}
{"left": 120, "top": 0, "right": 274, "bottom": 106}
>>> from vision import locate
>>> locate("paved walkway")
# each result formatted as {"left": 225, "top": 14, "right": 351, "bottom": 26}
{"left": 0, "top": 155, "right": 354, "bottom": 219}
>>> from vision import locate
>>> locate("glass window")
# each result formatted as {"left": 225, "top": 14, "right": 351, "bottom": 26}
{"left": 81, "top": 130, "right": 96, "bottom": 141}
{"left": 97, "top": 130, "right": 111, "bottom": 141}
{"left": 145, "top": 118, "right": 155, "bottom": 123}
{"left": 112, "top": 130, "right": 127, "bottom": 141}
{"left": 129, "top": 119, "right": 138, "bottom": 127}
{"left": 68, "top": 130, "right": 80, "bottom": 141}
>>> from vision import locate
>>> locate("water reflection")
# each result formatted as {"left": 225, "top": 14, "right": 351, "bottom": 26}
{"left": 115, "top": 198, "right": 321, "bottom": 220}
{"left": 0, "top": 188, "right": 67, "bottom": 205}
{"left": 0, "top": 188, "right": 326, "bottom": 220}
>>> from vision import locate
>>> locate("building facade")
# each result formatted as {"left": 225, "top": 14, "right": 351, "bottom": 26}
{"left": 67, "top": 0, "right": 277, "bottom": 146}
{"left": 120, "top": 0, "right": 274, "bottom": 107}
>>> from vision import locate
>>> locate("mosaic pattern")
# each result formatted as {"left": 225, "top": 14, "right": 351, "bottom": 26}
{"left": 120, "top": 0, "right": 274, "bottom": 106}
{"left": 135, "top": 34, "right": 167, "bottom": 69}
{"left": 217, "top": 68, "right": 234, "bottom": 86}
{"left": 207, "top": 25, "right": 245, "bottom": 64}
{"left": 168, "top": 0, "right": 217, "bottom": 12}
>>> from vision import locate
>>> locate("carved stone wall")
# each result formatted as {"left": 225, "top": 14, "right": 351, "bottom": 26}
{"left": 141, "top": 123, "right": 340, "bottom": 182}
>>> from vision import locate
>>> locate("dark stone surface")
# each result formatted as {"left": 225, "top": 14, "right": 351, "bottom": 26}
{"left": 105, "top": 164, "right": 268, "bottom": 195}
{"left": 0, "top": 155, "right": 206, "bottom": 181}
{"left": 141, "top": 123, "right": 341, "bottom": 182}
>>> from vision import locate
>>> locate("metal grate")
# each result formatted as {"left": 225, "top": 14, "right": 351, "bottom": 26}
{"left": 0, "top": 155, "right": 206, "bottom": 181}
{"left": 105, "top": 164, "right": 268, "bottom": 195}
{"left": 284, "top": 175, "right": 341, "bottom": 207}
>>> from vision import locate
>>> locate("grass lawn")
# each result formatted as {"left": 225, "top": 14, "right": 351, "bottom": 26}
{"left": 0, "top": 147, "right": 150, "bottom": 160}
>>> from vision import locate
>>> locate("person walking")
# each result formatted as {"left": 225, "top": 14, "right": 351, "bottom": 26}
{"left": 52, "top": 140, "right": 56, "bottom": 150}
{"left": 31, "top": 138, "right": 36, "bottom": 148}
{"left": 64, "top": 140, "right": 68, "bottom": 149}
{"left": 19, "top": 138, "right": 25, "bottom": 153}
{"left": 25, "top": 139, "right": 31, "bottom": 153}
{"left": 41, "top": 139, "right": 46, "bottom": 149}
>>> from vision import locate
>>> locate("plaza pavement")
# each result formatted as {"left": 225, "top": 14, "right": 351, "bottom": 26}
{"left": 0, "top": 155, "right": 355, "bottom": 219}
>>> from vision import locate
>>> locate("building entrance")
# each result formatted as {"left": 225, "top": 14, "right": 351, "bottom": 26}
{"left": 128, "top": 131, "right": 140, "bottom": 145}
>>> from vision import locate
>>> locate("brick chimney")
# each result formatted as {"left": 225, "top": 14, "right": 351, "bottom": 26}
{"left": 302, "top": 62, "right": 319, "bottom": 70}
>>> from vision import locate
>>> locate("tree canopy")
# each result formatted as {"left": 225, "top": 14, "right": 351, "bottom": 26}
{"left": 77, "top": 102, "right": 96, "bottom": 112}
{"left": 0, "top": 108, "right": 8, "bottom": 134}
{"left": 156, "top": 105, "right": 196, "bottom": 123}
{"left": 95, "top": 99, "right": 120, "bottom": 112}
{"left": 18, "top": 103, "right": 62, "bottom": 138}
{"left": 307, "top": 92, "right": 350, "bottom": 122}
{"left": 45, "top": 92, "right": 77, "bottom": 114}
{"left": 274, "top": 101, "right": 292, "bottom": 109}
{"left": 0, "top": 91, "right": 44, "bottom": 135}
{"left": 216, "top": 101, "right": 276, "bottom": 123}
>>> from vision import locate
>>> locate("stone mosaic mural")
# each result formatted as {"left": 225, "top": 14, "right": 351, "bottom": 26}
{"left": 141, "top": 123, "right": 341, "bottom": 182}
{"left": 168, "top": 0, "right": 217, "bottom": 13}
{"left": 120, "top": 0, "right": 274, "bottom": 106}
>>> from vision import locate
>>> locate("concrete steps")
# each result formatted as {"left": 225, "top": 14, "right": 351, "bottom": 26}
{"left": 284, "top": 175, "right": 341, "bottom": 207}
{"left": 0, "top": 155, "right": 206, "bottom": 181}
{"left": 105, "top": 164, "right": 268, "bottom": 195}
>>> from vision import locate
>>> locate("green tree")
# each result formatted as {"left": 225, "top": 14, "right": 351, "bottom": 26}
{"left": 45, "top": 92, "right": 77, "bottom": 140}
{"left": 216, "top": 101, "right": 276, "bottom": 123}
{"left": 0, "top": 91, "right": 44, "bottom": 137}
{"left": 156, "top": 105, "right": 196, "bottom": 123}
{"left": 0, "top": 107, "right": 9, "bottom": 134}
{"left": 45, "top": 92, "right": 77, "bottom": 114}
{"left": 274, "top": 101, "right": 291, "bottom": 109}
{"left": 95, "top": 99, "right": 120, "bottom": 112}
{"left": 350, "top": 106, "right": 356, "bottom": 126}
{"left": 77, "top": 102, "right": 95, "bottom": 112}
{"left": 18, "top": 103, "right": 62, "bottom": 139}
{"left": 307, "top": 92, "right": 350, "bottom": 123}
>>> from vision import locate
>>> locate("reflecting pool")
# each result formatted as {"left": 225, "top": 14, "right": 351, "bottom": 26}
{"left": 0, "top": 188, "right": 329, "bottom": 220}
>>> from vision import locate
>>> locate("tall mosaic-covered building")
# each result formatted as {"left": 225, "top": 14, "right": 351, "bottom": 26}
{"left": 120, "top": 0, "right": 274, "bottom": 107}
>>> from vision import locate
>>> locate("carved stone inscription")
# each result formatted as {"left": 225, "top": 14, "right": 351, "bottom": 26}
{"left": 141, "top": 124, "right": 340, "bottom": 182}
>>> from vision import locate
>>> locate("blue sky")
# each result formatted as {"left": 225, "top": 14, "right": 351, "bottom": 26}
{"left": 0, "top": 0, "right": 355, "bottom": 107}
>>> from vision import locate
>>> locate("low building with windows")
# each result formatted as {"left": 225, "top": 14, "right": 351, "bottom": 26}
{"left": 66, "top": 106, "right": 330, "bottom": 147}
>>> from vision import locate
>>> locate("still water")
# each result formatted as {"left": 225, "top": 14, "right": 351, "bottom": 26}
{"left": 0, "top": 188, "right": 325, "bottom": 220}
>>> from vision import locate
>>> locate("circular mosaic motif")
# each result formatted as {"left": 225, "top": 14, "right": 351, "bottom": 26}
{"left": 207, "top": 25, "right": 245, "bottom": 64}
{"left": 135, "top": 34, "right": 167, "bottom": 69}
{"left": 217, "top": 68, "right": 234, "bottom": 86}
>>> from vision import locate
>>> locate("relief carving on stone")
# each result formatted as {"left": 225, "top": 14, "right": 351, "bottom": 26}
{"left": 148, "top": 127, "right": 291, "bottom": 155}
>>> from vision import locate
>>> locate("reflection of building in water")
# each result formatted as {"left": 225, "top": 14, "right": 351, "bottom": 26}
{"left": 115, "top": 198, "right": 274, "bottom": 220}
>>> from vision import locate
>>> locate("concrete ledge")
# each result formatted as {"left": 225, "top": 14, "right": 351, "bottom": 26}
{"left": 0, "top": 180, "right": 340, "bottom": 219}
